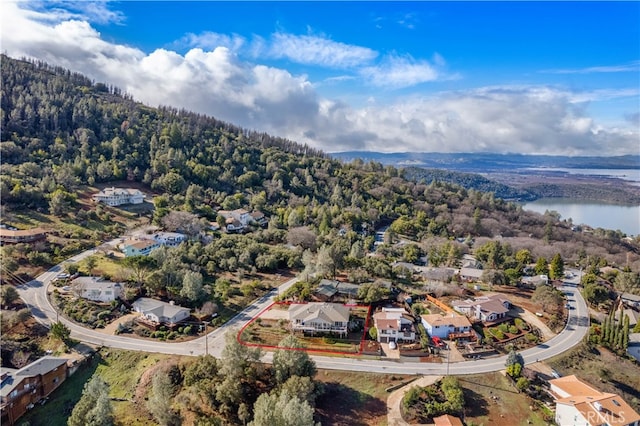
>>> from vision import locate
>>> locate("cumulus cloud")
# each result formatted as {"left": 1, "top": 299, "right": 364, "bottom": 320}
{"left": 268, "top": 33, "right": 378, "bottom": 68}
{"left": 1, "top": 1, "right": 638, "bottom": 157}
{"left": 174, "top": 31, "right": 246, "bottom": 52}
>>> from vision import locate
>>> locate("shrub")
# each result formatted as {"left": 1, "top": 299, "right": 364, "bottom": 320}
{"left": 183, "top": 325, "right": 192, "bottom": 335}
{"left": 498, "top": 323, "right": 509, "bottom": 333}
{"left": 509, "top": 325, "right": 519, "bottom": 334}
{"left": 97, "top": 310, "right": 111, "bottom": 321}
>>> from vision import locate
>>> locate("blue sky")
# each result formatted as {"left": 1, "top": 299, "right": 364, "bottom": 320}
{"left": 2, "top": 1, "right": 639, "bottom": 155}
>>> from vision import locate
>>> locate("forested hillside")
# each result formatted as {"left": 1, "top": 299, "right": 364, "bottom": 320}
{"left": 1, "top": 54, "right": 639, "bottom": 277}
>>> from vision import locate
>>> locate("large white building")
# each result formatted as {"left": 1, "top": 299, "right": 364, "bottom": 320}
{"left": 549, "top": 375, "right": 640, "bottom": 426}
{"left": 92, "top": 187, "right": 145, "bottom": 206}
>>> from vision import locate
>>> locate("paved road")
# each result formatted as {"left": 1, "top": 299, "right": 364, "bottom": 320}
{"left": 17, "top": 246, "right": 590, "bottom": 375}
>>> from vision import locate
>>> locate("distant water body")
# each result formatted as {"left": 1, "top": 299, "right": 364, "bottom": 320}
{"left": 523, "top": 198, "right": 640, "bottom": 237}
{"left": 525, "top": 168, "right": 640, "bottom": 185}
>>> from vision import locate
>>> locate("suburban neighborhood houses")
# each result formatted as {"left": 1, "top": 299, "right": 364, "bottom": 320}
{"left": 420, "top": 313, "right": 474, "bottom": 341}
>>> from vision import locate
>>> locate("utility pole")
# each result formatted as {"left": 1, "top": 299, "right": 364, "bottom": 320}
{"left": 204, "top": 322, "right": 208, "bottom": 356}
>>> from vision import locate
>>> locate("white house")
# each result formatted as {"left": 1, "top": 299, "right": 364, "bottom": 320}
{"left": 151, "top": 232, "right": 186, "bottom": 247}
{"left": 132, "top": 298, "right": 191, "bottom": 325}
{"left": 119, "top": 239, "right": 161, "bottom": 257}
{"left": 421, "top": 313, "right": 474, "bottom": 340}
{"left": 373, "top": 307, "right": 415, "bottom": 343}
{"left": 452, "top": 294, "right": 511, "bottom": 323}
{"left": 92, "top": 187, "right": 145, "bottom": 206}
{"left": 289, "top": 303, "right": 350, "bottom": 336}
{"left": 218, "top": 209, "right": 267, "bottom": 232}
{"left": 521, "top": 274, "right": 549, "bottom": 288}
{"left": 549, "top": 375, "right": 640, "bottom": 426}
{"left": 71, "top": 277, "right": 123, "bottom": 303}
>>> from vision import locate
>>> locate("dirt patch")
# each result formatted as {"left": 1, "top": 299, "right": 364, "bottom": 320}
{"left": 459, "top": 372, "right": 550, "bottom": 426}
{"left": 315, "top": 370, "right": 414, "bottom": 426}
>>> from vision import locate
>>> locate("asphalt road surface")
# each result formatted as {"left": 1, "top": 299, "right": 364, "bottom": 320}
{"left": 17, "top": 243, "right": 590, "bottom": 375}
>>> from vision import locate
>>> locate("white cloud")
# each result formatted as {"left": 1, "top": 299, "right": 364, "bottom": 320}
{"left": 359, "top": 54, "right": 441, "bottom": 88}
{"left": 174, "top": 31, "right": 246, "bottom": 52}
{"left": 268, "top": 33, "right": 378, "bottom": 68}
{"left": 24, "top": 0, "right": 125, "bottom": 25}
{"left": 541, "top": 61, "right": 640, "bottom": 74}
{"left": 1, "top": 1, "right": 638, "bottom": 157}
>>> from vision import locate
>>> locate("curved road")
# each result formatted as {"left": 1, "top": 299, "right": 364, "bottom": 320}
{"left": 17, "top": 243, "right": 589, "bottom": 375}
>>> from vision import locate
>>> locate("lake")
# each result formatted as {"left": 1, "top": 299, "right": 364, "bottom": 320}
{"left": 523, "top": 198, "right": 640, "bottom": 237}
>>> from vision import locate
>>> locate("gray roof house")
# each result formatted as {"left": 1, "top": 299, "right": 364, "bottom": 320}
{"left": 132, "top": 298, "right": 191, "bottom": 325}
{"left": 289, "top": 303, "right": 350, "bottom": 336}
{"left": 452, "top": 294, "right": 512, "bottom": 324}
{"left": 628, "top": 333, "right": 640, "bottom": 363}
{"left": 314, "top": 279, "right": 361, "bottom": 301}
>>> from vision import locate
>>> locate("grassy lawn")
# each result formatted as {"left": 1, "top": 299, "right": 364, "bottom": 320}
{"left": 458, "top": 372, "right": 550, "bottom": 426}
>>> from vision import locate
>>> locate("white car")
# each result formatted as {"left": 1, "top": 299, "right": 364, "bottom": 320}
{"left": 389, "top": 341, "right": 397, "bottom": 350}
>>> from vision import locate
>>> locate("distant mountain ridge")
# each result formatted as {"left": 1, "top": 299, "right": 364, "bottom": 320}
{"left": 331, "top": 151, "right": 640, "bottom": 171}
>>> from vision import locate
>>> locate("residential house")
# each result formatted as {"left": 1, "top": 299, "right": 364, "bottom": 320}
{"left": 521, "top": 274, "right": 550, "bottom": 288}
{"left": 421, "top": 267, "right": 457, "bottom": 283}
{"left": 132, "top": 298, "right": 191, "bottom": 325}
{"left": 250, "top": 211, "right": 268, "bottom": 226}
{"left": 119, "top": 239, "right": 161, "bottom": 257}
{"left": 313, "top": 279, "right": 361, "bottom": 302}
{"left": 628, "top": 333, "right": 640, "bottom": 363}
{"left": 621, "top": 293, "right": 640, "bottom": 309}
{"left": 452, "top": 294, "right": 512, "bottom": 323}
{"left": 218, "top": 209, "right": 251, "bottom": 232}
{"left": 0, "top": 228, "right": 47, "bottom": 244}
{"left": 421, "top": 313, "right": 474, "bottom": 340}
{"left": 289, "top": 303, "right": 350, "bottom": 336}
{"left": 433, "top": 414, "right": 464, "bottom": 426}
{"left": 1, "top": 357, "right": 68, "bottom": 426}
{"left": 92, "top": 187, "right": 145, "bottom": 206}
{"left": 549, "top": 374, "right": 640, "bottom": 426}
{"left": 392, "top": 262, "right": 418, "bottom": 278}
{"left": 151, "top": 232, "right": 186, "bottom": 247}
{"left": 71, "top": 276, "right": 123, "bottom": 303}
{"left": 373, "top": 307, "right": 416, "bottom": 343}
{"left": 458, "top": 267, "right": 484, "bottom": 282}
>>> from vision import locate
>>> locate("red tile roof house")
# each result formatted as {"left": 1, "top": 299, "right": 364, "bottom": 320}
{"left": 1, "top": 357, "right": 68, "bottom": 425}
{"left": 549, "top": 374, "right": 640, "bottom": 426}
{"left": 372, "top": 307, "right": 416, "bottom": 344}
{"left": 451, "top": 294, "right": 512, "bottom": 324}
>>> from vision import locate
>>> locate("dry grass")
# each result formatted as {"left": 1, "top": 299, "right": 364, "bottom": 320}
{"left": 459, "top": 372, "right": 550, "bottom": 426}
